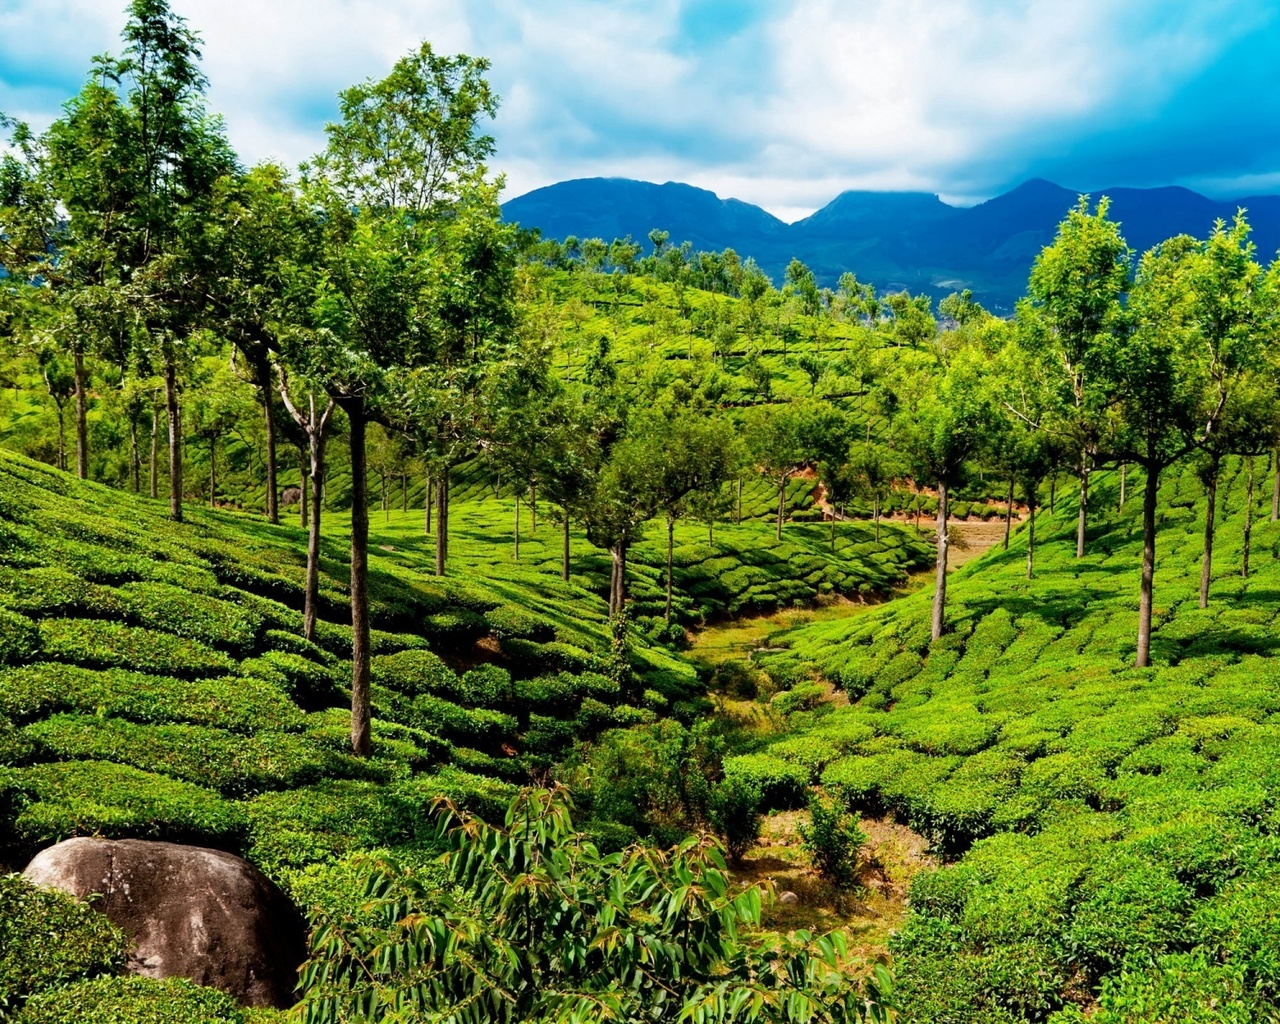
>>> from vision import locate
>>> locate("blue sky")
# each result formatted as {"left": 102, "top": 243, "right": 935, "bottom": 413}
{"left": 1, "top": 0, "right": 1277, "bottom": 220}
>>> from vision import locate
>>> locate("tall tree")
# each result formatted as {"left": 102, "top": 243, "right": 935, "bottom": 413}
{"left": 1025, "top": 197, "right": 1131, "bottom": 558}
{"left": 304, "top": 42, "right": 501, "bottom": 756}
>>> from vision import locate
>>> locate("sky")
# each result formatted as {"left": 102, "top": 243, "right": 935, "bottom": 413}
{"left": 1, "top": 0, "right": 1278, "bottom": 222}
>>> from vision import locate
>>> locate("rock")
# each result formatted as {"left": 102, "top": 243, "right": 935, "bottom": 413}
{"left": 778, "top": 890, "right": 800, "bottom": 905}
{"left": 23, "top": 838, "right": 305, "bottom": 1009}
{"left": 280, "top": 487, "right": 302, "bottom": 507}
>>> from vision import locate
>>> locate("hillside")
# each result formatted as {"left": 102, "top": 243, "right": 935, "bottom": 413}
{"left": 503, "top": 177, "right": 1280, "bottom": 309}
{"left": 737, "top": 461, "right": 1280, "bottom": 1022}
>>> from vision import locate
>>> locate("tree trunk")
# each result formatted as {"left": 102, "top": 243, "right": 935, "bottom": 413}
{"left": 304, "top": 429, "right": 328, "bottom": 644}
{"left": 401, "top": 474, "right": 407, "bottom": 514}
{"left": 513, "top": 493, "right": 521, "bottom": 560}
{"left": 608, "top": 546, "right": 621, "bottom": 615}
{"left": 261, "top": 367, "right": 278, "bottom": 524}
{"left": 874, "top": 497, "right": 881, "bottom": 543}
{"left": 1026, "top": 501, "right": 1036, "bottom": 579}
{"left": 54, "top": 402, "right": 66, "bottom": 471}
{"left": 1136, "top": 463, "right": 1159, "bottom": 669}
{"left": 1272, "top": 449, "right": 1279, "bottom": 522}
{"left": 424, "top": 477, "right": 432, "bottom": 535}
{"left": 1003, "top": 477, "right": 1014, "bottom": 549}
{"left": 1075, "top": 461, "right": 1088, "bottom": 558}
{"left": 1119, "top": 463, "right": 1127, "bottom": 511}
{"left": 1050, "top": 475, "right": 1056, "bottom": 514}
{"left": 776, "top": 477, "right": 786, "bottom": 540}
{"left": 150, "top": 404, "right": 160, "bottom": 499}
{"left": 530, "top": 482, "right": 537, "bottom": 533}
{"left": 1199, "top": 455, "right": 1219, "bottom": 609}
{"left": 665, "top": 516, "right": 675, "bottom": 623}
{"left": 209, "top": 440, "right": 217, "bottom": 508}
{"left": 708, "top": 520, "right": 714, "bottom": 545}
{"left": 830, "top": 512, "right": 836, "bottom": 551}
{"left": 1243, "top": 456, "right": 1255, "bottom": 578}
{"left": 299, "top": 448, "right": 309, "bottom": 530}
{"left": 73, "top": 347, "right": 88, "bottom": 480}
{"left": 129, "top": 415, "right": 140, "bottom": 493}
{"left": 434, "top": 469, "right": 448, "bottom": 576}
{"left": 931, "top": 481, "right": 949, "bottom": 641}
{"left": 347, "top": 402, "right": 371, "bottom": 757}
{"left": 736, "top": 479, "right": 743, "bottom": 523}
{"left": 164, "top": 355, "right": 182, "bottom": 522}
{"left": 562, "top": 511, "right": 571, "bottom": 582}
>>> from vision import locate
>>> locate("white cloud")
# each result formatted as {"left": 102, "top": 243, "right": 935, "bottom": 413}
{"left": 1, "top": 0, "right": 1273, "bottom": 216}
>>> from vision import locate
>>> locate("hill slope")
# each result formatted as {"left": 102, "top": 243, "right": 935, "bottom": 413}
{"left": 744, "top": 460, "right": 1280, "bottom": 1022}
{"left": 503, "top": 177, "right": 1280, "bottom": 310}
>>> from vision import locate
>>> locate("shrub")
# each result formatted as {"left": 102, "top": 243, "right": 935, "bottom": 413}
{"left": 484, "top": 605, "right": 554, "bottom": 643}
{"left": 0, "top": 664, "right": 304, "bottom": 734}
{"left": 6, "top": 761, "right": 245, "bottom": 847}
{"left": 0, "top": 609, "right": 39, "bottom": 667}
{"left": 13, "top": 975, "right": 265, "bottom": 1024}
{"left": 799, "top": 792, "right": 866, "bottom": 890}
{"left": 241, "top": 651, "right": 340, "bottom": 710}
{"left": 771, "top": 681, "right": 827, "bottom": 715}
{"left": 707, "top": 775, "right": 762, "bottom": 862}
{"left": 115, "top": 582, "right": 262, "bottom": 653}
{"left": 36, "top": 619, "right": 234, "bottom": 678}
{"left": 0, "top": 874, "right": 125, "bottom": 1015}
{"left": 371, "top": 650, "right": 458, "bottom": 699}
{"left": 722, "top": 753, "right": 809, "bottom": 810}
{"left": 457, "top": 665, "right": 513, "bottom": 707}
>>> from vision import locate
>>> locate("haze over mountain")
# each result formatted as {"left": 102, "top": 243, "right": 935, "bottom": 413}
{"left": 503, "top": 178, "right": 1280, "bottom": 312}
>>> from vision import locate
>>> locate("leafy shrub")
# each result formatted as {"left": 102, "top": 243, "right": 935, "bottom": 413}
{"left": 707, "top": 774, "right": 762, "bottom": 862}
{"left": 6, "top": 761, "right": 245, "bottom": 847}
{"left": 722, "top": 753, "right": 809, "bottom": 810}
{"left": 771, "top": 682, "right": 827, "bottom": 716}
{"left": 116, "top": 582, "right": 262, "bottom": 652}
{"left": 295, "top": 788, "right": 892, "bottom": 1024}
{"left": 0, "top": 873, "right": 125, "bottom": 1015}
{"left": 241, "top": 651, "right": 340, "bottom": 710}
{"left": 800, "top": 792, "right": 866, "bottom": 890}
{"left": 36, "top": 619, "right": 234, "bottom": 678}
{"left": 457, "top": 664, "right": 513, "bottom": 707}
{"left": 0, "top": 609, "right": 40, "bottom": 666}
{"left": 12, "top": 975, "right": 270, "bottom": 1024}
{"left": 0, "top": 664, "right": 305, "bottom": 733}
{"left": 484, "top": 605, "right": 554, "bottom": 643}
{"left": 371, "top": 649, "right": 457, "bottom": 698}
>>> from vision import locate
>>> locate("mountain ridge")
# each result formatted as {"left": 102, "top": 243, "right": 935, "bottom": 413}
{"left": 502, "top": 177, "right": 1280, "bottom": 311}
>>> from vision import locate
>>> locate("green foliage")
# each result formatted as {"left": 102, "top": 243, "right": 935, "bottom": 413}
{"left": 12, "top": 975, "right": 277, "bottom": 1024}
{"left": 708, "top": 773, "right": 763, "bottom": 862}
{"left": 36, "top": 619, "right": 235, "bottom": 677}
{"left": 0, "top": 874, "right": 125, "bottom": 1015}
{"left": 297, "top": 787, "right": 894, "bottom": 1024}
{"left": 800, "top": 793, "right": 867, "bottom": 890}
{"left": 723, "top": 753, "right": 810, "bottom": 810}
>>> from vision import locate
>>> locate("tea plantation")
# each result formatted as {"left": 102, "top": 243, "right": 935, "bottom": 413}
{"left": 745, "top": 460, "right": 1280, "bottom": 1022}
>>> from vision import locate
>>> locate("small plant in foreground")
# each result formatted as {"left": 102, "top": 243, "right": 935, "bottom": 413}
{"left": 800, "top": 792, "right": 867, "bottom": 891}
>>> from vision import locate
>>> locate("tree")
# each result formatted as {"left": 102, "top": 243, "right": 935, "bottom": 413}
{"left": 302, "top": 41, "right": 500, "bottom": 757}
{"left": 903, "top": 353, "right": 989, "bottom": 640}
{"left": 297, "top": 788, "right": 894, "bottom": 1024}
{"left": 1117, "top": 217, "right": 1263, "bottom": 667}
{"left": 747, "top": 401, "right": 848, "bottom": 542}
{"left": 1025, "top": 196, "right": 1131, "bottom": 558}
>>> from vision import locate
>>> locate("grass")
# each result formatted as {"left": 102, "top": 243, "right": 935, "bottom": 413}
{"left": 737, "top": 458, "right": 1280, "bottom": 1022}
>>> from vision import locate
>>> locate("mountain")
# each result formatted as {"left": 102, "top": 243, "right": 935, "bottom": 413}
{"left": 501, "top": 177, "right": 1280, "bottom": 312}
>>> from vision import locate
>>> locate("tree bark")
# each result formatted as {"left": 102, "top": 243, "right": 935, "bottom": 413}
{"left": 530, "top": 481, "right": 537, "bottom": 533}
{"left": 299, "top": 448, "right": 308, "bottom": 530}
{"left": 736, "top": 479, "right": 742, "bottom": 523}
{"left": 829, "top": 511, "right": 836, "bottom": 551}
{"left": 1003, "top": 477, "right": 1014, "bottom": 549}
{"left": 1075, "top": 461, "right": 1088, "bottom": 558}
{"left": 260, "top": 365, "right": 278, "bottom": 524}
{"left": 513, "top": 493, "right": 521, "bottom": 560}
{"left": 129, "top": 415, "right": 140, "bottom": 493}
{"left": 73, "top": 348, "right": 88, "bottom": 480}
{"left": 164, "top": 354, "right": 182, "bottom": 522}
{"left": 1199, "top": 454, "right": 1219, "bottom": 610}
{"left": 424, "top": 477, "right": 432, "bottom": 535}
{"left": 1135, "top": 464, "right": 1160, "bottom": 668}
{"left": 1273, "top": 449, "right": 1280, "bottom": 522}
{"left": 304, "top": 425, "right": 328, "bottom": 643}
{"left": 1243, "top": 456, "right": 1255, "bottom": 578}
{"left": 1049, "top": 475, "right": 1056, "bottom": 514}
{"left": 874, "top": 497, "right": 881, "bottom": 543}
{"left": 434, "top": 469, "right": 449, "bottom": 576}
{"left": 54, "top": 401, "right": 66, "bottom": 471}
{"left": 665, "top": 516, "right": 675, "bottom": 623}
{"left": 209, "top": 440, "right": 217, "bottom": 508}
{"left": 931, "top": 481, "right": 949, "bottom": 641}
{"left": 1026, "top": 501, "right": 1036, "bottom": 579}
{"left": 347, "top": 402, "right": 371, "bottom": 758}
{"left": 562, "top": 511, "right": 571, "bottom": 582}
{"left": 150, "top": 404, "right": 160, "bottom": 499}
{"left": 776, "top": 477, "right": 786, "bottom": 540}
{"left": 1119, "top": 463, "right": 1127, "bottom": 511}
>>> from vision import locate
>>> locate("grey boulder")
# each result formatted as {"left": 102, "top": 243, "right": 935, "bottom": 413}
{"left": 23, "top": 837, "right": 306, "bottom": 1008}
